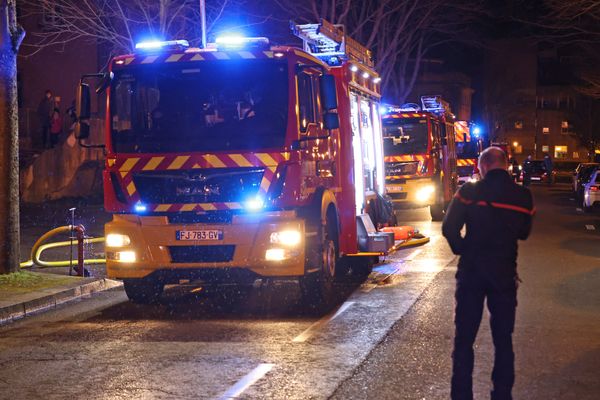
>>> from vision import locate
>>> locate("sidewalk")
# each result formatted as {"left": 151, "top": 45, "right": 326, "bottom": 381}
{"left": 0, "top": 197, "right": 118, "bottom": 326}
{"left": 0, "top": 271, "right": 122, "bottom": 326}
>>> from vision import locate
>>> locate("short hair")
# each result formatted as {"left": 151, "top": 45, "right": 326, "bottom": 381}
{"left": 479, "top": 146, "right": 507, "bottom": 169}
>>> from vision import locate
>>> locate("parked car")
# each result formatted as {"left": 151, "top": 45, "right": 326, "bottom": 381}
{"left": 553, "top": 161, "right": 579, "bottom": 183}
{"left": 573, "top": 163, "right": 599, "bottom": 193}
{"left": 526, "top": 160, "right": 556, "bottom": 183}
{"left": 582, "top": 168, "right": 600, "bottom": 212}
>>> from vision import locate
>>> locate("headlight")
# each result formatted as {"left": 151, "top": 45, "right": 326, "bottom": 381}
{"left": 270, "top": 230, "right": 302, "bottom": 246}
{"left": 109, "top": 250, "right": 136, "bottom": 263}
{"left": 265, "top": 248, "right": 286, "bottom": 261}
{"left": 416, "top": 185, "right": 435, "bottom": 202}
{"left": 106, "top": 233, "right": 131, "bottom": 247}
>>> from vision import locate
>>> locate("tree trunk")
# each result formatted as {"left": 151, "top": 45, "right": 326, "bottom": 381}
{"left": 0, "top": 0, "right": 22, "bottom": 274}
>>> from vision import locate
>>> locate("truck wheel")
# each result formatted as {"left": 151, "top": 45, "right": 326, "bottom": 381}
{"left": 123, "top": 277, "right": 164, "bottom": 304}
{"left": 430, "top": 203, "right": 445, "bottom": 221}
{"left": 299, "top": 215, "right": 338, "bottom": 311}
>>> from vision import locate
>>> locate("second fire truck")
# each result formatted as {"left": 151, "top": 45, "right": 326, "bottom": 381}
{"left": 382, "top": 96, "right": 458, "bottom": 220}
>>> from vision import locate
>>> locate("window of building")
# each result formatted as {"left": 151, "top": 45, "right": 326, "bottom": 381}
{"left": 514, "top": 145, "right": 523, "bottom": 154}
{"left": 573, "top": 152, "right": 579, "bottom": 159}
{"left": 542, "top": 145, "right": 549, "bottom": 153}
{"left": 560, "top": 120, "right": 573, "bottom": 134}
{"left": 554, "top": 145, "right": 568, "bottom": 159}
{"left": 297, "top": 73, "right": 315, "bottom": 133}
{"left": 542, "top": 127, "right": 550, "bottom": 134}
{"left": 514, "top": 121, "right": 523, "bottom": 129}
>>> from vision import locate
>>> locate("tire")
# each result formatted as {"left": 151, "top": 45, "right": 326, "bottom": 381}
{"left": 430, "top": 203, "right": 445, "bottom": 221}
{"left": 123, "top": 277, "right": 164, "bottom": 304}
{"left": 299, "top": 212, "right": 338, "bottom": 311}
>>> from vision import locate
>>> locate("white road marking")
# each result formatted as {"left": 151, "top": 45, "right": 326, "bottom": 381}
{"left": 218, "top": 363, "right": 275, "bottom": 399}
{"left": 585, "top": 224, "right": 596, "bottom": 230}
{"left": 292, "top": 301, "right": 355, "bottom": 343}
{"left": 576, "top": 208, "right": 583, "bottom": 212}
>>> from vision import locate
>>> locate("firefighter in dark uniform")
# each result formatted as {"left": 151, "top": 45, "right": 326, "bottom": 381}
{"left": 442, "top": 147, "right": 534, "bottom": 400}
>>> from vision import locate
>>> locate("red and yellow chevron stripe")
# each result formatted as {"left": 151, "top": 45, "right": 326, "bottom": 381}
{"left": 454, "top": 121, "right": 470, "bottom": 142}
{"left": 109, "top": 152, "right": 289, "bottom": 211}
{"left": 114, "top": 50, "right": 277, "bottom": 67}
{"left": 457, "top": 158, "right": 477, "bottom": 166}
{"left": 384, "top": 154, "right": 427, "bottom": 162}
{"left": 384, "top": 112, "right": 424, "bottom": 119}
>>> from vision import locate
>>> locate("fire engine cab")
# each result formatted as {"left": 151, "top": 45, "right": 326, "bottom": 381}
{"left": 74, "top": 20, "right": 392, "bottom": 307}
{"left": 382, "top": 96, "right": 458, "bottom": 220}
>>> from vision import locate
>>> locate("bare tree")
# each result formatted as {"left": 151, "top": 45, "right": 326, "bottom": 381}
{"left": 0, "top": 0, "right": 24, "bottom": 274}
{"left": 19, "top": 0, "right": 244, "bottom": 59}
{"left": 267, "top": 0, "right": 484, "bottom": 103}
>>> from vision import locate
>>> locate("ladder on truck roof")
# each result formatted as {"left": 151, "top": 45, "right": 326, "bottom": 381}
{"left": 290, "top": 19, "right": 373, "bottom": 68}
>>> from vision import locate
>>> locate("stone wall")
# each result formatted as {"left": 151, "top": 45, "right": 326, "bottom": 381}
{"left": 20, "top": 119, "right": 105, "bottom": 203}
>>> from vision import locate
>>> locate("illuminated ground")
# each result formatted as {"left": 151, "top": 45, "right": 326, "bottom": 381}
{"left": 1, "top": 184, "right": 598, "bottom": 399}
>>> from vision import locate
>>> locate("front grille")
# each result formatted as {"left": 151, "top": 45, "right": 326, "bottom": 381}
{"left": 388, "top": 192, "right": 408, "bottom": 200}
{"left": 133, "top": 167, "right": 264, "bottom": 204}
{"left": 386, "top": 162, "right": 418, "bottom": 176}
{"left": 169, "top": 245, "right": 235, "bottom": 263}
{"left": 457, "top": 165, "right": 474, "bottom": 177}
{"left": 167, "top": 211, "right": 234, "bottom": 225}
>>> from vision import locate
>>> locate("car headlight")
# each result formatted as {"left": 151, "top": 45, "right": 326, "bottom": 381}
{"left": 416, "top": 185, "right": 435, "bottom": 202}
{"left": 270, "top": 230, "right": 302, "bottom": 246}
{"left": 106, "top": 233, "right": 131, "bottom": 247}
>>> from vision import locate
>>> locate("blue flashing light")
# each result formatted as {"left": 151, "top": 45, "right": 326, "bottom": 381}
{"left": 244, "top": 196, "right": 264, "bottom": 211}
{"left": 472, "top": 126, "right": 482, "bottom": 137}
{"left": 134, "top": 203, "right": 148, "bottom": 213}
{"left": 134, "top": 39, "right": 189, "bottom": 51}
{"left": 214, "top": 36, "right": 270, "bottom": 49}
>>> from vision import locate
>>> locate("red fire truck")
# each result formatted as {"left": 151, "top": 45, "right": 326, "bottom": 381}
{"left": 74, "top": 20, "right": 392, "bottom": 306}
{"left": 381, "top": 97, "right": 458, "bottom": 220}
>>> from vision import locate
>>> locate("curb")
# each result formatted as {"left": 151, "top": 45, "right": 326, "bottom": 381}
{"left": 0, "top": 278, "right": 123, "bottom": 326}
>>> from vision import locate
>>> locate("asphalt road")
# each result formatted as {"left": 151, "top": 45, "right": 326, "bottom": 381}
{"left": 2, "top": 184, "right": 599, "bottom": 399}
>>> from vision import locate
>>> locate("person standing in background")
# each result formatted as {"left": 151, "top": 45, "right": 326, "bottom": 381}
{"left": 36, "top": 89, "right": 54, "bottom": 149}
{"left": 49, "top": 108, "right": 62, "bottom": 148}
{"left": 543, "top": 154, "right": 554, "bottom": 185}
{"left": 521, "top": 155, "right": 533, "bottom": 187}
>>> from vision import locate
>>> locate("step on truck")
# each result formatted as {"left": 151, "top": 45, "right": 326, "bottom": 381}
{"left": 73, "top": 19, "right": 397, "bottom": 307}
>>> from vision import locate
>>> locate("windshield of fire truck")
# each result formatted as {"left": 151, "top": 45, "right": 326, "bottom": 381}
{"left": 382, "top": 118, "right": 429, "bottom": 155}
{"left": 110, "top": 60, "right": 288, "bottom": 153}
{"left": 456, "top": 141, "right": 479, "bottom": 159}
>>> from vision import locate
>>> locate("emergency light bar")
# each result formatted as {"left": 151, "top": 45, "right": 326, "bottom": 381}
{"left": 214, "top": 36, "right": 270, "bottom": 49}
{"left": 135, "top": 40, "right": 189, "bottom": 51}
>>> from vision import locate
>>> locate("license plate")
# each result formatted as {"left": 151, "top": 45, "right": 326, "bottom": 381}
{"left": 176, "top": 230, "right": 223, "bottom": 241}
{"left": 531, "top": 177, "right": 541, "bottom": 181}
{"left": 387, "top": 185, "right": 403, "bottom": 193}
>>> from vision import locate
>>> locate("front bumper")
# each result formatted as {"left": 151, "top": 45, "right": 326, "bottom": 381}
{"left": 385, "top": 177, "right": 436, "bottom": 207}
{"left": 105, "top": 211, "right": 305, "bottom": 280}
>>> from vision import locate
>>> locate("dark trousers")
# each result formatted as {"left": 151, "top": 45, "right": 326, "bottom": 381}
{"left": 451, "top": 269, "right": 517, "bottom": 400}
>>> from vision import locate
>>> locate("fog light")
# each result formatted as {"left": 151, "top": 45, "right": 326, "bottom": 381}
{"left": 106, "top": 233, "right": 131, "bottom": 247}
{"left": 270, "top": 230, "right": 301, "bottom": 246}
{"left": 116, "top": 251, "right": 136, "bottom": 263}
{"left": 265, "top": 248, "right": 286, "bottom": 261}
{"left": 416, "top": 185, "right": 435, "bottom": 202}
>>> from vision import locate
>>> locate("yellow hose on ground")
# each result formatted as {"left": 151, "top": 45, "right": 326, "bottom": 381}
{"left": 20, "top": 225, "right": 106, "bottom": 268}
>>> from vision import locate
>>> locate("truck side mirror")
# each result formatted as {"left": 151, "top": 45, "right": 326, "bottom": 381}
{"left": 75, "top": 121, "right": 90, "bottom": 139}
{"left": 323, "top": 112, "right": 339, "bottom": 130}
{"left": 76, "top": 83, "right": 91, "bottom": 120}
{"left": 319, "top": 74, "right": 338, "bottom": 111}
{"left": 75, "top": 83, "right": 91, "bottom": 139}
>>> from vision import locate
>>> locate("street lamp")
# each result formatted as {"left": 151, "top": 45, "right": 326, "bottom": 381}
{"left": 513, "top": 141, "right": 519, "bottom": 147}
